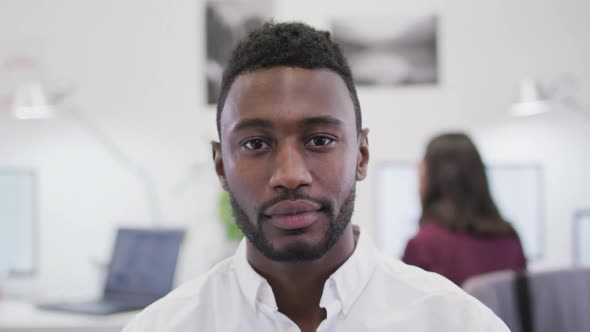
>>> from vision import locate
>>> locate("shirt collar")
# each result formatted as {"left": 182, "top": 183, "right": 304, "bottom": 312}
{"left": 232, "top": 238, "right": 267, "bottom": 310}
{"left": 327, "top": 225, "right": 377, "bottom": 314}
{"left": 231, "top": 225, "right": 378, "bottom": 314}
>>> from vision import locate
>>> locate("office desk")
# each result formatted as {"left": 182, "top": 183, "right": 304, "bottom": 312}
{"left": 0, "top": 300, "right": 137, "bottom": 332}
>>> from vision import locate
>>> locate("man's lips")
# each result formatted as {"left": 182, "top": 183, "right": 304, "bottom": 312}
{"left": 263, "top": 200, "right": 322, "bottom": 230}
{"left": 264, "top": 199, "right": 322, "bottom": 215}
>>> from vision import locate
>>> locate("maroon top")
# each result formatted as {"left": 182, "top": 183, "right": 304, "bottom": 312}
{"left": 402, "top": 222, "right": 527, "bottom": 286}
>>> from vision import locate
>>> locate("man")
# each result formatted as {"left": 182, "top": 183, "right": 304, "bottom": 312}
{"left": 123, "top": 22, "right": 509, "bottom": 332}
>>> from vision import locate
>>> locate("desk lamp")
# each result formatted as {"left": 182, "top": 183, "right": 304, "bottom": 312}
{"left": 9, "top": 82, "right": 162, "bottom": 226}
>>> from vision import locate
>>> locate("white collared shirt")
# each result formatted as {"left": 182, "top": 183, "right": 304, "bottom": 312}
{"left": 123, "top": 227, "right": 509, "bottom": 331}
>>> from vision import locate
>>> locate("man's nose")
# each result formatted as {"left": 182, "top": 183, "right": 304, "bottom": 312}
{"left": 269, "top": 144, "right": 312, "bottom": 191}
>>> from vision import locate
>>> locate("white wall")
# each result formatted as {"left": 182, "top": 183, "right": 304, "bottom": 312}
{"left": 1, "top": 0, "right": 588, "bottom": 298}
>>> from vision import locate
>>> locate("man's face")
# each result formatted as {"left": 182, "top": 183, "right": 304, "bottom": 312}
{"left": 213, "top": 67, "right": 369, "bottom": 261}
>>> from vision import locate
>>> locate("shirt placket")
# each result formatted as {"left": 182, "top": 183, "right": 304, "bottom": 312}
{"left": 256, "top": 283, "right": 300, "bottom": 332}
{"left": 317, "top": 278, "right": 342, "bottom": 332}
{"left": 257, "top": 303, "right": 300, "bottom": 332}
{"left": 255, "top": 280, "right": 343, "bottom": 332}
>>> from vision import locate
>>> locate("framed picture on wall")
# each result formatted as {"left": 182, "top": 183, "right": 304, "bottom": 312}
{"left": 205, "top": 0, "right": 272, "bottom": 105}
{"left": 331, "top": 13, "right": 438, "bottom": 86}
{"left": 573, "top": 210, "right": 590, "bottom": 267}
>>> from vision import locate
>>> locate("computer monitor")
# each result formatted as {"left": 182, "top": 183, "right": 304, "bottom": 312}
{"left": 375, "top": 162, "right": 544, "bottom": 260}
{"left": 0, "top": 169, "right": 37, "bottom": 276}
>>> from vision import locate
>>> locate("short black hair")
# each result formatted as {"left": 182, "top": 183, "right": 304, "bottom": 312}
{"left": 216, "top": 21, "right": 362, "bottom": 137}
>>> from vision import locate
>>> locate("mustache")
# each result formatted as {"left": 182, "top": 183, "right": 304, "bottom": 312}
{"left": 257, "top": 191, "right": 333, "bottom": 219}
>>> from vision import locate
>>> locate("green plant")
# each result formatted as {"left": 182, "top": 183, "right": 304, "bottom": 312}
{"left": 218, "top": 191, "right": 243, "bottom": 241}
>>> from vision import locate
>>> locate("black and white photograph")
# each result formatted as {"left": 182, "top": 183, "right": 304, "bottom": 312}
{"left": 205, "top": 0, "right": 272, "bottom": 104}
{"left": 332, "top": 14, "right": 438, "bottom": 86}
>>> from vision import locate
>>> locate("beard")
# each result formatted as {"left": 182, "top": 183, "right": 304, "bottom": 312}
{"left": 228, "top": 187, "right": 356, "bottom": 262}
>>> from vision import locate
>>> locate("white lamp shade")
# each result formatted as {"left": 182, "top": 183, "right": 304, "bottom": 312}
{"left": 11, "top": 83, "right": 56, "bottom": 120}
{"left": 509, "top": 78, "right": 550, "bottom": 117}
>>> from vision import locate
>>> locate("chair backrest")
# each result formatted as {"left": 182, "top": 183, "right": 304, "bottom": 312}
{"left": 463, "top": 268, "right": 590, "bottom": 332}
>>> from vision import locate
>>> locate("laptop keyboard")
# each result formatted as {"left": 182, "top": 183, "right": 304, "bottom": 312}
{"left": 37, "top": 298, "right": 148, "bottom": 315}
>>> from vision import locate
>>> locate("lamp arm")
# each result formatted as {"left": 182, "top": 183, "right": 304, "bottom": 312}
{"left": 66, "top": 107, "right": 162, "bottom": 226}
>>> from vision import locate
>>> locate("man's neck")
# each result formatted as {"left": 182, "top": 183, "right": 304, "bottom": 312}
{"left": 246, "top": 225, "right": 357, "bottom": 331}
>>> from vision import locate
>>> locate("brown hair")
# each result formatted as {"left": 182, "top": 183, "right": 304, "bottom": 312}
{"left": 420, "top": 132, "right": 517, "bottom": 236}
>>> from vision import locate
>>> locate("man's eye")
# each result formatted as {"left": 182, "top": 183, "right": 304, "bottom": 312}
{"left": 242, "top": 139, "right": 269, "bottom": 150}
{"left": 306, "top": 136, "right": 335, "bottom": 147}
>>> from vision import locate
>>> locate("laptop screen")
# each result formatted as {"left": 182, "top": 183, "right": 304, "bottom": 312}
{"left": 104, "top": 228, "right": 184, "bottom": 298}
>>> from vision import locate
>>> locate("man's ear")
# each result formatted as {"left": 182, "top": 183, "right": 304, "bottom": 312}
{"left": 356, "top": 128, "right": 370, "bottom": 181}
{"left": 211, "top": 141, "right": 228, "bottom": 191}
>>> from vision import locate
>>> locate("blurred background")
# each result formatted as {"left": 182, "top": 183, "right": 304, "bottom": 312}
{"left": 1, "top": 0, "right": 589, "bottom": 306}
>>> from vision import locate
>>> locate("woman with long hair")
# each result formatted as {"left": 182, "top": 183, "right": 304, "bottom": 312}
{"left": 402, "top": 132, "right": 526, "bottom": 286}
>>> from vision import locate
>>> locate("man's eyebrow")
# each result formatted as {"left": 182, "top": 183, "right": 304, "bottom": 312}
{"left": 232, "top": 118, "right": 274, "bottom": 132}
{"left": 230, "top": 116, "right": 343, "bottom": 133}
{"left": 300, "top": 116, "right": 344, "bottom": 128}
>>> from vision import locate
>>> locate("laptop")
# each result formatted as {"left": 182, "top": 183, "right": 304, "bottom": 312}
{"left": 37, "top": 227, "right": 184, "bottom": 315}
